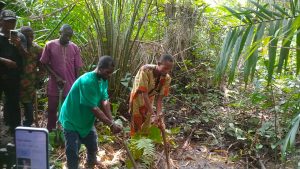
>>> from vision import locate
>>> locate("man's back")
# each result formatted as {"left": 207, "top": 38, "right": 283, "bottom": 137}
{"left": 59, "top": 71, "right": 108, "bottom": 137}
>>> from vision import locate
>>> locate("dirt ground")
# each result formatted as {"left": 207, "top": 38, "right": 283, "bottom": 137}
{"left": 0, "top": 108, "right": 239, "bottom": 169}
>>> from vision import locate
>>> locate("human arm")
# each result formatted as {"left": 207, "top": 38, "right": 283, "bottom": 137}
{"left": 43, "top": 64, "right": 65, "bottom": 88}
{"left": 40, "top": 43, "right": 65, "bottom": 88}
{"left": 156, "top": 95, "right": 164, "bottom": 116}
{"left": 154, "top": 95, "right": 165, "bottom": 129}
{"left": 142, "top": 91, "right": 156, "bottom": 116}
{"left": 91, "top": 106, "right": 121, "bottom": 133}
{"left": 101, "top": 100, "right": 113, "bottom": 121}
{"left": 0, "top": 57, "right": 17, "bottom": 68}
{"left": 9, "top": 33, "right": 28, "bottom": 57}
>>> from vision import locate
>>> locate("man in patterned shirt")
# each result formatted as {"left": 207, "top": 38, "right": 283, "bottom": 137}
{"left": 19, "top": 26, "right": 44, "bottom": 126}
{"left": 130, "top": 54, "right": 174, "bottom": 136}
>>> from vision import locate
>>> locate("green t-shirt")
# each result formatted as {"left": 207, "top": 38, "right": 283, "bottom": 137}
{"left": 59, "top": 71, "right": 109, "bottom": 137}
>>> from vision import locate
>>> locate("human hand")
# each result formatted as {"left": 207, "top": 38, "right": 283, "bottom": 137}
{"left": 111, "top": 123, "right": 122, "bottom": 134}
{"left": 9, "top": 35, "right": 21, "bottom": 47}
{"left": 56, "top": 76, "right": 66, "bottom": 89}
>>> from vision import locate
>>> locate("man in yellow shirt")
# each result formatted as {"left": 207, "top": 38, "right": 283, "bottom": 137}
{"left": 130, "top": 54, "right": 174, "bottom": 136}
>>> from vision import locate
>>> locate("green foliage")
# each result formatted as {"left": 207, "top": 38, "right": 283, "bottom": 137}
{"left": 216, "top": 0, "right": 300, "bottom": 85}
{"left": 226, "top": 123, "right": 246, "bottom": 140}
{"left": 127, "top": 137, "right": 156, "bottom": 168}
{"left": 279, "top": 113, "right": 300, "bottom": 160}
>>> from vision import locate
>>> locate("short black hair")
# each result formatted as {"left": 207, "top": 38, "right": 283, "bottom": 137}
{"left": 97, "top": 55, "right": 115, "bottom": 69}
{"left": 159, "top": 54, "right": 174, "bottom": 63}
{"left": 20, "top": 26, "right": 33, "bottom": 34}
{"left": 60, "top": 24, "right": 73, "bottom": 33}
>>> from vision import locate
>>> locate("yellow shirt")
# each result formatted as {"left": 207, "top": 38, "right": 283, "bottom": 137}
{"left": 130, "top": 64, "right": 171, "bottom": 135}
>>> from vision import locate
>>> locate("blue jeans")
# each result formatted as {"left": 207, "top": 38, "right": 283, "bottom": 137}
{"left": 63, "top": 127, "right": 98, "bottom": 169}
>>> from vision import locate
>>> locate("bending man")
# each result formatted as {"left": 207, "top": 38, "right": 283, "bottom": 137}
{"left": 59, "top": 56, "right": 122, "bottom": 169}
{"left": 130, "top": 54, "right": 174, "bottom": 136}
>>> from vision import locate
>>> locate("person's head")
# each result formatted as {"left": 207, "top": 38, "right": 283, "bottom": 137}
{"left": 20, "top": 26, "right": 34, "bottom": 47}
{"left": 96, "top": 55, "right": 115, "bottom": 80}
{"left": 0, "top": 10, "right": 16, "bottom": 36}
{"left": 59, "top": 24, "right": 73, "bottom": 45}
{"left": 157, "top": 54, "right": 174, "bottom": 76}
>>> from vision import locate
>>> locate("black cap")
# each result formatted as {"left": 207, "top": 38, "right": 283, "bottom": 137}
{"left": 0, "top": 10, "right": 16, "bottom": 21}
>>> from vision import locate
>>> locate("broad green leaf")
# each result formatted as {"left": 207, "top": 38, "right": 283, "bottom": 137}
{"left": 147, "top": 126, "right": 162, "bottom": 143}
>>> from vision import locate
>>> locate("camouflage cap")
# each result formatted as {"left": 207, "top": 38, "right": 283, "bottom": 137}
{"left": 0, "top": 10, "right": 16, "bottom": 21}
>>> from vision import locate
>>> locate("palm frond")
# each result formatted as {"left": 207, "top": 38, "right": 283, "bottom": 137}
{"left": 280, "top": 113, "right": 300, "bottom": 160}
{"left": 297, "top": 28, "right": 300, "bottom": 74}
{"left": 272, "top": 4, "right": 290, "bottom": 17}
{"left": 278, "top": 19, "right": 294, "bottom": 73}
{"left": 267, "top": 20, "right": 281, "bottom": 84}
{"left": 228, "top": 26, "right": 251, "bottom": 83}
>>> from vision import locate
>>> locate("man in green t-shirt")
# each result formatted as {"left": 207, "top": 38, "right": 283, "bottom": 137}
{"left": 59, "top": 55, "right": 122, "bottom": 169}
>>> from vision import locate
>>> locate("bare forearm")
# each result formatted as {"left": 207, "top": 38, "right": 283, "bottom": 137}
{"left": 0, "top": 57, "right": 17, "bottom": 68}
{"left": 142, "top": 92, "right": 155, "bottom": 115}
{"left": 102, "top": 100, "right": 113, "bottom": 120}
{"left": 156, "top": 96, "right": 163, "bottom": 115}
{"left": 91, "top": 107, "right": 113, "bottom": 125}
{"left": 44, "top": 64, "right": 59, "bottom": 79}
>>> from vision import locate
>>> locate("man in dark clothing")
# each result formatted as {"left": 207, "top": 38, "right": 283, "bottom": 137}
{"left": 0, "top": 10, "right": 26, "bottom": 134}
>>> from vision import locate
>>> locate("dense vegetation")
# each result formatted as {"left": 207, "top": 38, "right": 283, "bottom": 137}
{"left": 2, "top": 0, "right": 300, "bottom": 168}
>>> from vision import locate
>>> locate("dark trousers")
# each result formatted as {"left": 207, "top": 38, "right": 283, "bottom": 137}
{"left": 47, "top": 95, "right": 59, "bottom": 132}
{"left": 63, "top": 127, "right": 98, "bottom": 169}
{"left": 0, "top": 77, "right": 21, "bottom": 134}
{"left": 22, "top": 102, "right": 33, "bottom": 126}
